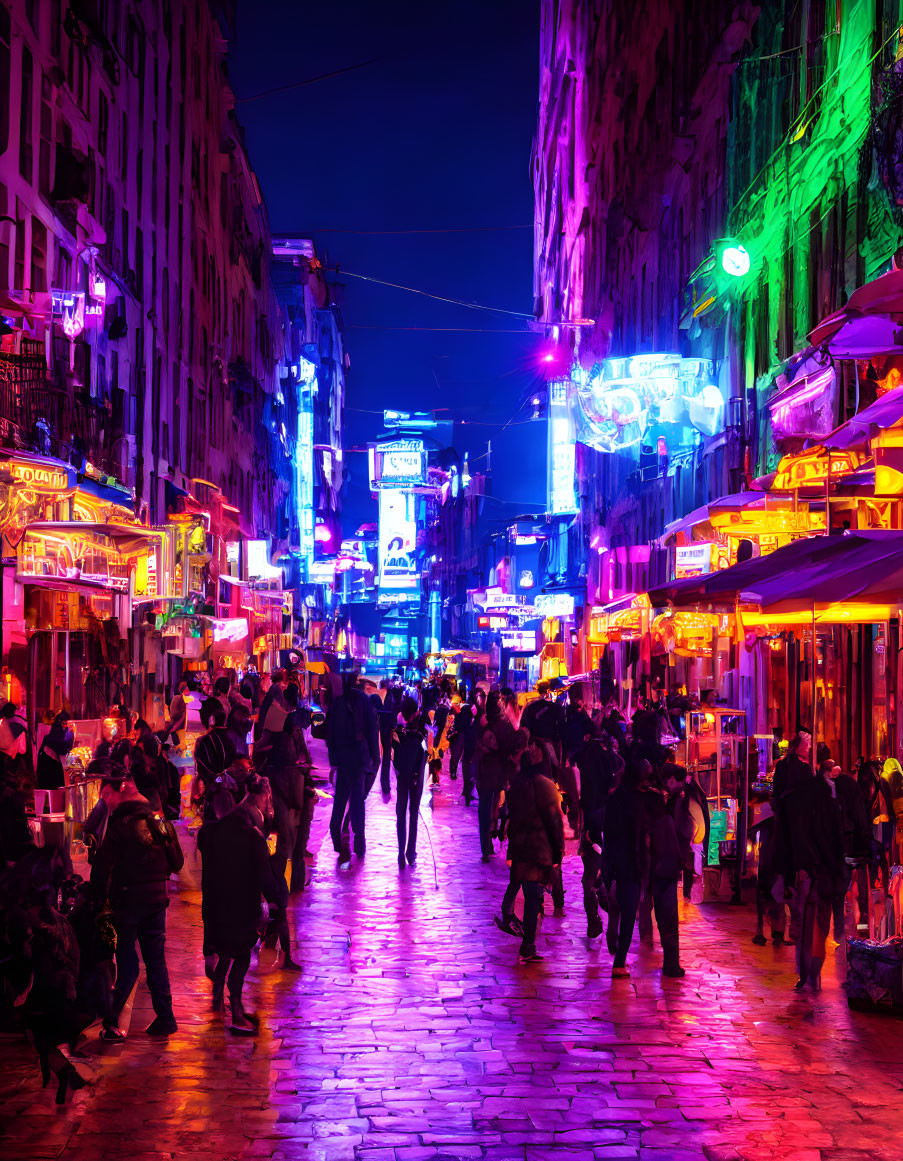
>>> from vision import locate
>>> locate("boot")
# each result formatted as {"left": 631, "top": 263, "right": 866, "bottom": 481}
{"left": 661, "top": 933, "right": 685, "bottom": 978}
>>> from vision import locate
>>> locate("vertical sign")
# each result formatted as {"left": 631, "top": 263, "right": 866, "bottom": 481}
{"left": 548, "top": 378, "right": 578, "bottom": 514}
{"left": 378, "top": 489, "right": 419, "bottom": 600}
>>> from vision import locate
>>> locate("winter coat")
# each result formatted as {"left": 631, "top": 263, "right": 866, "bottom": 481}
{"left": 834, "top": 772, "right": 870, "bottom": 859}
{"left": 578, "top": 740, "right": 619, "bottom": 844}
{"left": 198, "top": 808, "right": 286, "bottom": 958}
{"left": 505, "top": 762, "right": 564, "bottom": 875}
{"left": 775, "top": 775, "right": 845, "bottom": 892}
{"left": 640, "top": 789, "right": 683, "bottom": 883}
{"left": 91, "top": 799, "right": 184, "bottom": 916}
{"left": 326, "top": 687, "right": 380, "bottom": 772}
{"left": 475, "top": 716, "right": 521, "bottom": 793}
{"left": 603, "top": 781, "right": 643, "bottom": 882}
{"left": 522, "top": 697, "right": 563, "bottom": 745}
{"left": 772, "top": 753, "right": 812, "bottom": 803}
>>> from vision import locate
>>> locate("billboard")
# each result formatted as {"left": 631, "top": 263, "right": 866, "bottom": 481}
{"left": 378, "top": 489, "right": 419, "bottom": 601}
{"left": 369, "top": 438, "right": 427, "bottom": 491}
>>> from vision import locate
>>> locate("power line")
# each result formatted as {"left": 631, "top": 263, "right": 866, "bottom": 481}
{"left": 236, "top": 58, "right": 382, "bottom": 104}
{"left": 299, "top": 224, "right": 533, "bottom": 235}
{"left": 330, "top": 268, "right": 534, "bottom": 319}
{"left": 347, "top": 324, "right": 534, "bottom": 333}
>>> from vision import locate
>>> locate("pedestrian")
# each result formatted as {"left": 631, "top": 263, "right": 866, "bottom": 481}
{"left": 36, "top": 713, "right": 74, "bottom": 790}
{"left": 193, "top": 701, "right": 238, "bottom": 820}
{"left": 662, "top": 760, "right": 708, "bottom": 900}
{"left": 497, "top": 735, "right": 563, "bottom": 964}
{"left": 0, "top": 700, "right": 29, "bottom": 794}
{"left": 640, "top": 782, "right": 686, "bottom": 977}
{"left": 458, "top": 695, "right": 481, "bottom": 805}
{"left": 261, "top": 697, "right": 310, "bottom": 894}
{"left": 254, "top": 669, "right": 288, "bottom": 742}
{"left": 377, "top": 681, "right": 400, "bottom": 797}
{"left": 326, "top": 672, "right": 379, "bottom": 861}
{"left": 578, "top": 728, "right": 621, "bottom": 939}
{"left": 603, "top": 762, "right": 646, "bottom": 978}
{"left": 826, "top": 761, "right": 870, "bottom": 948}
{"left": 198, "top": 775, "right": 288, "bottom": 1033}
{"left": 773, "top": 730, "right": 814, "bottom": 802}
{"left": 166, "top": 682, "right": 189, "bottom": 749}
{"left": 475, "top": 691, "right": 521, "bottom": 862}
{"left": 776, "top": 763, "right": 845, "bottom": 992}
{"left": 391, "top": 696, "right": 428, "bottom": 869}
{"left": 90, "top": 771, "right": 184, "bottom": 1038}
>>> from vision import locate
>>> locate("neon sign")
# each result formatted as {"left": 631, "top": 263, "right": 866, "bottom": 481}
{"left": 369, "top": 438, "right": 427, "bottom": 491}
{"left": 378, "top": 489, "right": 419, "bottom": 597}
{"left": 547, "top": 379, "right": 578, "bottom": 513}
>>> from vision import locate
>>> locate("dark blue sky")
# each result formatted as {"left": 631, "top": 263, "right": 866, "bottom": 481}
{"left": 229, "top": 0, "right": 545, "bottom": 534}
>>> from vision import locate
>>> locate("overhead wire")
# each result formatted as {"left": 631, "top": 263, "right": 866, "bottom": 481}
{"left": 236, "top": 58, "right": 382, "bottom": 103}
{"left": 329, "top": 268, "right": 534, "bottom": 319}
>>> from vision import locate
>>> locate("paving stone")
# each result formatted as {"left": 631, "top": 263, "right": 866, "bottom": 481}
{"left": 0, "top": 738, "right": 895, "bottom": 1159}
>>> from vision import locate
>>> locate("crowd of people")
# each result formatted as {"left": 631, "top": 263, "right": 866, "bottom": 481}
{"left": 0, "top": 664, "right": 899, "bottom": 1101}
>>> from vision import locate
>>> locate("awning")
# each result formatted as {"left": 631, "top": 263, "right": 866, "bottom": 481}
{"left": 660, "top": 491, "right": 792, "bottom": 544}
{"left": 810, "top": 269, "right": 903, "bottom": 357}
{"left": 820, "top": 385, "right": 903, "bottom": 450}
{"left": 25, "top": 521, "right": 164, "bottom": 555}
{"left": 76, "top": 477, "right": 134, "bottom": 508}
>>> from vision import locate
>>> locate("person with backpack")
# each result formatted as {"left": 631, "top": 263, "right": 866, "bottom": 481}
{"left": 326, "top": 672, "right": 379, "bottom": 861}
{"left": 90, "top": 771, "right": 184, "bottom": 1039}
{"left": 392, "top": 696, "right": 429, "bottom": 869}
{"left": 193, "top": 702, "right": 238, "bottom": 822}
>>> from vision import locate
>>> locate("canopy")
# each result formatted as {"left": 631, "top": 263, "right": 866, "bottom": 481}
{"left": 651, "top": 531, "right": 903, "bottom": 621}
{"left": 25, "top": 521, "right": 164, "bottom": 556}
{"left": 660, "top": 491, "right": 786, "bottom": 544}
{"left": 820, "top": 385, "right": 903, "bottom": 450}
{"left": 810, "top": 270, "right": 903, "bottom": 358}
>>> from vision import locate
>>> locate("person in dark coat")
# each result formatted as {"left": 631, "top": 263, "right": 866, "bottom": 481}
{"left": 640, "top": 784, "right": 685, "bottom": 977}
{"left": 326, "top": 673, "right": 379, "bottom": 859}
{"left": 498, "top": 739, "right": 564, "bottom": 964}
{"left": 475, "top": 692, "right": 522, "bottom": 862}
{"left": 197, "top": 775, "right": 287, "bottom": 1034}
{"left": 603, "top": 763, "right": 646, "bottom": 977}
{"left": 36, "top": 713, "right": 74, "bottom": 790}
{"left": 825, "top": 761, "right": 870, "bottom": 946}
{"left": 776, "top": 768, "right": 845, "bottom": 992}
{"left": 663, "top": 760, "right": 709, "bottom": 900}
{"left": 391, "top": 696, "right": 429, "bottom": 868}
{"left": 772, "top": 730, "right": 813, "bottom": 803}
{"left": 578, "top": 730, "right": 621, "bottom": 939}
{"left": 90, "top": 774, "right": 184, "bottom": 1038}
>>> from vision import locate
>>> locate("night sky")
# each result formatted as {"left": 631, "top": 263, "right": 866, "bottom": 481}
{"left": 229, "top": 0, "right": 545, "bottom": 536}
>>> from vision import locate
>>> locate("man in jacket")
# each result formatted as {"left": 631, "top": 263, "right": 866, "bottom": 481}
{"left": 377, "top": 681, "right": 402, "bottom": 797}
{"left": 475, "top": 692, "right": 522, "bottom": 861}
{"left": 91, "top": 773, "right": 184, "bottom": 1038}
{"left": 578, "top": 729, "right": 621, "bottom": 939}
{"left": 391, "top": 696, "right": 429, "bottom": 868}
{"left": 326, "top": 673, "right": 379, "bottom": 860}
{"left": 603, "top": 763, "right": 645, "bottom": 977}
{"left": 640, "top": 784, "right": 685, "bottom": 978}
{"left": 499, "top": 738, "right": 564, "bottom": 964}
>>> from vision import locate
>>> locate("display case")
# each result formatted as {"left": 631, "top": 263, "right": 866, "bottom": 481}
{"left": 683, "top": 707, "right": 747, "bottom": 810}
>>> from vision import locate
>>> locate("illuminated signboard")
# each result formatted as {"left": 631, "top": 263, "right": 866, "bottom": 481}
{"left": 369, "top": 439, "right": 427, "bottom": 491}
{"left": 5, "top": 458, "right": 73, "bottom": 493}
{"left": 501, "top": 629, "right": 538, "bottom": 652}
{"left": 547, "top": 379, "right": 578, "bottom": 514}
{"left": 378, "top": 489, "right": 419, "bottom": 596}
{"left": 574, "top": 354, "right": 724, "bottom": 453}
{"left": 675, "top": 542, "right": 713, "bottom": 579}
{"left": 772, "top": 447, "right": 868, "bottom": 491}
{"left": 478, "top": 614, "right": 509, "bottom": 630}
{"left": 534, "top": 592, "right": 575, "bottom": 616}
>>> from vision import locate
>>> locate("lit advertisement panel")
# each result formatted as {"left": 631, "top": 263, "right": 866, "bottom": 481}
{"left": 378, "top": 489, "right": 419, "bottom": 603}
{"left": 548, "top": 379, "right": 578, "bottom": 514}
{"left": 369, "top": 438, "right": 427, "bottom": 491}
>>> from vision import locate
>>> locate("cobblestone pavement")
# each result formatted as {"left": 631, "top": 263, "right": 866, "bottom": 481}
{"left": 2, "top": 739, "right": 903, "bottom": 1161}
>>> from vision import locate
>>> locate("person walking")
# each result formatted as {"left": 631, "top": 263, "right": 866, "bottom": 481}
{"left": 377, "top": 681, "right": 401, "bottom": 797}
{"left": 578, "top": 728, "right": 621, "bottom": 939}
{"left": 193, "top": 702, "right": 237, "bottom": 821}
{"left": 475, "top": 691, "right": 521, "bottom": 862}
{"left": 326, "top": 673, "right": 379, "bottom": 861}
{"left": 776, "top": 764, "right": 845, "bottom": 992}
{"left": 640, "top": 782, "right": 686, "bottom": 977}
{"left": 498, "top": 737, "right": 564, "bottom": 964}
{"left": 391, "top": 696, "right": 428, "bottom": 868}
{"left": 198, "top": 775, "right": 288, "bottom": 1034}
{"left": 90, "top": 772, "right": 184, "bottom": 1038}
{"left": 603, "top": 763, "right": 646, "bottom": 978}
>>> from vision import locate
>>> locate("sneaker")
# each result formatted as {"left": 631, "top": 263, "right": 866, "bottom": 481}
{"left": 751, "top": 933, "right": 767, "bottom": 946}
{"left": 494, "top": 914, "right": 523, "bottom": 937}
{"left": 587, "top": 916, "right": 604, "bottom": 940}
{"left": 145, "top": 1017, "right": 177, "bottom": 1037}
{"left": 100, "top": 1025, "right": 126, "bottom": 1042}
{"left": 611, "top": 965, "right": 630, "bottom": 979}
{"left": 518, "top": 950, "right": 545, "bottom": 964}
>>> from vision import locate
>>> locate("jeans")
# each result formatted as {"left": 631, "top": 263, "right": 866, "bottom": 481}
{"left": 111, "top": 905, "right": 174, "bottom": 1026}
{"left": 517, "top": 880, "right": 543, "bottom": 956}
{"left": 478, "top": 787, "right": 500, "bottom": 857}
{"left": 448, "top": 734, "right": 466, "bottom": 778}
{"left": 650, "top": 876, "right": 680, "bottom": 972}
{"left": 379, "top": 727, "right": 394, "bottom": 795}
{"left": 608, "top": 878, "right": 641, "bottom": 968}
{"left": 396, "top": 773, "right": 424, "bottom": 859}
{"left": 330, "top": 767, "right": 366, "bottom": 855}
{"left": 212, "top": 949, "right": 251, "bottom": 1012}
{"left": 790, "top": 870, "right": 831, "bottom": 986}
{"left": 582, "top": 846, "right": 603, "bottom": 927}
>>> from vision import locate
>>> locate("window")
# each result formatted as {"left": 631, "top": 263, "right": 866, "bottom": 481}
{"left": 120, "top": 111, "right": 128, "bottom": 180}
{"left": 30, "top": 218, "right": 47, "bottom": 292}
{"left": 0, "top": 6, "right": 10, "bottom": 156}
{"left": 98, "top": 91, "right": 108, "bottom": 157}
{"left": 56, "top": 242, "right": 72, "bottom": 290}
{"left": 39, "top": 75, "right": 52, "bottom": 197}
{"left": 20, "top": 47, "right": 34, "bottom": 181}
{"left": 14, "top": 200, "right": 25, "bottom": 290}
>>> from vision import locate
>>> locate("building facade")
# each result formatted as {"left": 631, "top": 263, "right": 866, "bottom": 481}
{"left": 0, "top": 0, "right": 339, "bottom": 734}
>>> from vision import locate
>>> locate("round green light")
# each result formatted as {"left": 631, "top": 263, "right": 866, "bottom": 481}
{"left": 721, "top": 244, "right": 750, "bottom": 277}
